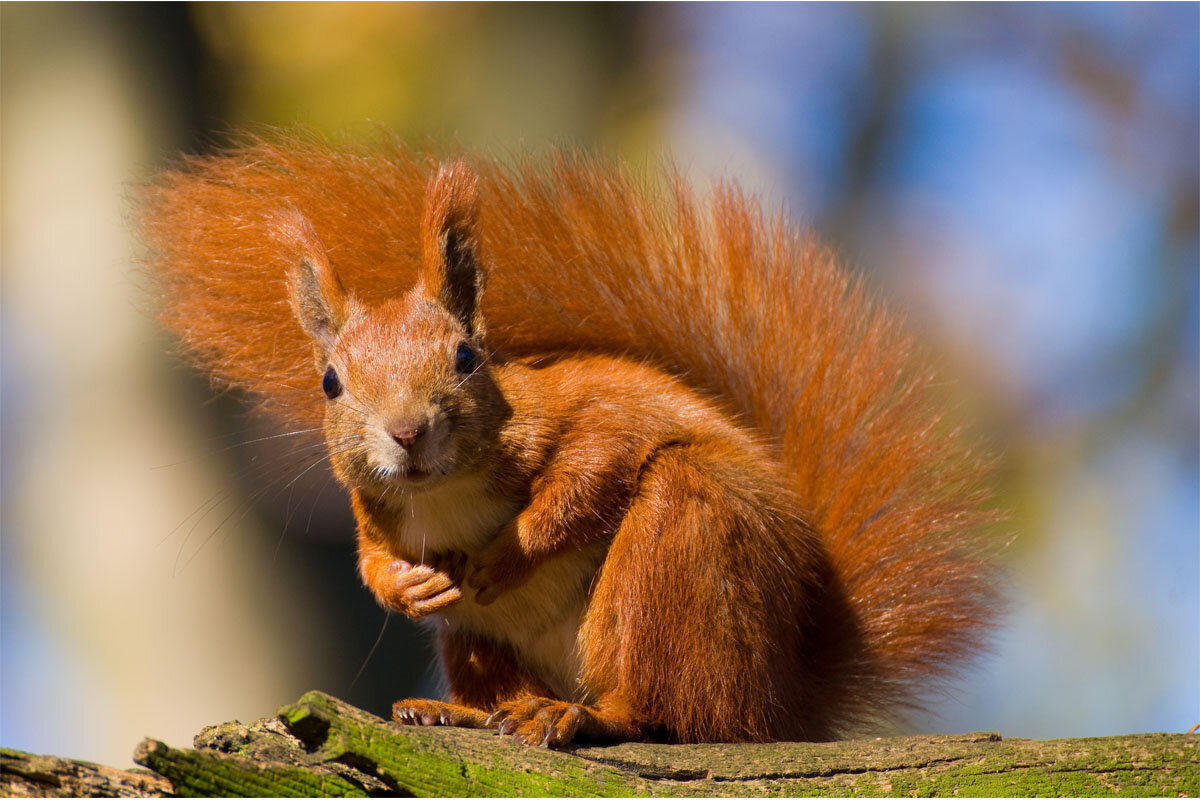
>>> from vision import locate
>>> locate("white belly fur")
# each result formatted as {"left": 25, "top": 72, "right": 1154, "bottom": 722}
{"left": 393, "top": 470, "right": 607, "bottom": 703}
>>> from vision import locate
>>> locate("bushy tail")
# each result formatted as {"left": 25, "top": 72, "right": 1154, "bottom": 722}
{"left": 139, "top": 132, "right": 1001, "bottom": 732}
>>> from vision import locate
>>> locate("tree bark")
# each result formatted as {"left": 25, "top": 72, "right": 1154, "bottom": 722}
{"left": 1, "top": 750, "right": 172, "bottom": 798}
{"left": 2, "top": 691, "right": 1196, "bottom": 797}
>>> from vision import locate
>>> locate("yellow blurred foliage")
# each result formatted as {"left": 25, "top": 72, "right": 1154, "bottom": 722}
{"left": 191, "top": 3, "right": 663, "bottom": 151}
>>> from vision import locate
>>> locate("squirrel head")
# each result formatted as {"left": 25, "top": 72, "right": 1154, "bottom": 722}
{"left": 281, "top": 162, "right": 506, "bottom": 500}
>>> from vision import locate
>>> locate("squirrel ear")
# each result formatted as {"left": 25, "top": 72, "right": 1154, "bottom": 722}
{"left": 420, "top": 161, "right": 486, "bottom": 338}
{"left": 277, "top": 211, "right": 348, "bottom": 359}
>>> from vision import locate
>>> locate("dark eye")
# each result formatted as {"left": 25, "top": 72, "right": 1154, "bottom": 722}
{"left": 455, "top": 342, "right": 478, "bottom": 374}
{"left": 322, "top": 365, "right": 342, "bottom": 399}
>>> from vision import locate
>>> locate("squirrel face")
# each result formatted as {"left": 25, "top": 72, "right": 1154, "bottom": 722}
{"left": 316, "top": 291, "right": 504, "bottom": 498}
{"left": 281, "top": 161, "right": 499, "bottom": 501}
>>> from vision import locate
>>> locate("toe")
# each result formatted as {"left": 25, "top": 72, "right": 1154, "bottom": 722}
{"left": 546, "top": 704, "right": 584, "bottom": 748}
{"left": 512, "top": 718, "right": 546, "bottom": 746}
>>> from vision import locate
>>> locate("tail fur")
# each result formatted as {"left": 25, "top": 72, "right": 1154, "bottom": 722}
{"left": 138, "top": 132, "right": 1001, "bottom": 732}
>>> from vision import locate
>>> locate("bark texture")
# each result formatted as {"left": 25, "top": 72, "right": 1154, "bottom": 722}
{"left": 2, "top": 691, "right": 1196, "bottom": 797}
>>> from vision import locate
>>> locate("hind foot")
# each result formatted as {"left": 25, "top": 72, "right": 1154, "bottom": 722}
{"left": 486, "top": 697, "right": 639, "bottom": 747}
{"left": 392, "top": 698, "right": 489, "bottom": 728}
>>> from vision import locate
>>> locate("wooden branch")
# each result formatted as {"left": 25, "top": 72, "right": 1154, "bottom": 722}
{"left": 3, "top": 691, "right": 1197, "bottom": 797}
{"left": 1, "top": 749, "right": 171, "bottom": 798}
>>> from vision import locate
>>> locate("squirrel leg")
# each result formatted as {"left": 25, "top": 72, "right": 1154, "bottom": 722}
{"left": 579, "top": 441, "right": 819, "bottom": 744}
{"left": 394, "top": 628, "right": 556, "bottom": 730}
{"left": 466, "top": 521, "right": 537, "bottom": 606}
{"left": 469, "top": 447, "right": 635, "bottom": 604}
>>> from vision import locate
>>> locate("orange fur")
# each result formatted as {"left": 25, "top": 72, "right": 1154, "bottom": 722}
{"left": 137, "top": 133, "right": 1002, "bottom": 744}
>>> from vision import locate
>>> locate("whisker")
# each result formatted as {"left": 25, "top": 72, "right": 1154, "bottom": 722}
{"left": 349, "top": 611, "right": 391, "bottom": 691}
{"left": 169, "top": 488, "right": 233, "bottom": 573}
{"left": 178, "top": 450, "right": 338, "bottom": 573}
{"left": 305, "top": 472, "right": 336, "bottom": 536}
{"left": 159, "top": 487, "right": 230, "bottom": 547}
{"left": 152, "top": 426, "right": 326, "bottom": 469}
{"left": 166, "top": 444, "right": 330, "bottom": 560}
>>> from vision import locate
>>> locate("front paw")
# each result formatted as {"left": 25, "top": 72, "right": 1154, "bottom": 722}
{"left": 381, "top": 556, "right": 464, "bottom": 618}
{"left": 466, "top": 535, "right": 536, "bottom": 606}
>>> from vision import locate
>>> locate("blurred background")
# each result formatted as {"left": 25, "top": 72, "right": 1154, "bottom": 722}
{"left": 2, "top": 3, "right": 1196, "bottom": 766}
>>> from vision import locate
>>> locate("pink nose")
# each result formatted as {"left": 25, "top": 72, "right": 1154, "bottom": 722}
{"left": 387, "top": 422, "right": 425, "bottom": 449}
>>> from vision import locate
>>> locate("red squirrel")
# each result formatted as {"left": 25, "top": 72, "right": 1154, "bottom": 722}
{"left": 139, "top": 136, "right": 1002, "bottom": 746}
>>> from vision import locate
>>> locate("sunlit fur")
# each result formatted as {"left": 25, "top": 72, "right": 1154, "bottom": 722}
{"left": 138, "top": 133, "right": 1003, "bottom": 741}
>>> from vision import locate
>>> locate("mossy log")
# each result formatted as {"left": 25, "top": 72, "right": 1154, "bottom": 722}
{"left": 2, "top": 691, "right": 1196, "bottom": 797}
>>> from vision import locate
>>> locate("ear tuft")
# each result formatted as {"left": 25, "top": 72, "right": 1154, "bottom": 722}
{"left": 276, "top": 209, "right": 348, "bottom": 358}
{"left": 421, "top": 161, "right": 486, "bottom": 337}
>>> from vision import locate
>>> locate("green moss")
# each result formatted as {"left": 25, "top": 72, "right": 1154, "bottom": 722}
{"left": 126, "top": 692, "right": 1199, "bottom": 798}
{"left": 280, "top": 691, "right": 656, "bottom": 797}
{"left": 135, "top": 740, "right": 367, "bottom": 798}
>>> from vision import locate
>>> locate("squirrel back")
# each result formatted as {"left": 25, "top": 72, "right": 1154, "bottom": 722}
{"left": 139, "top": 133, "right": 1001, "bottom": 732}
